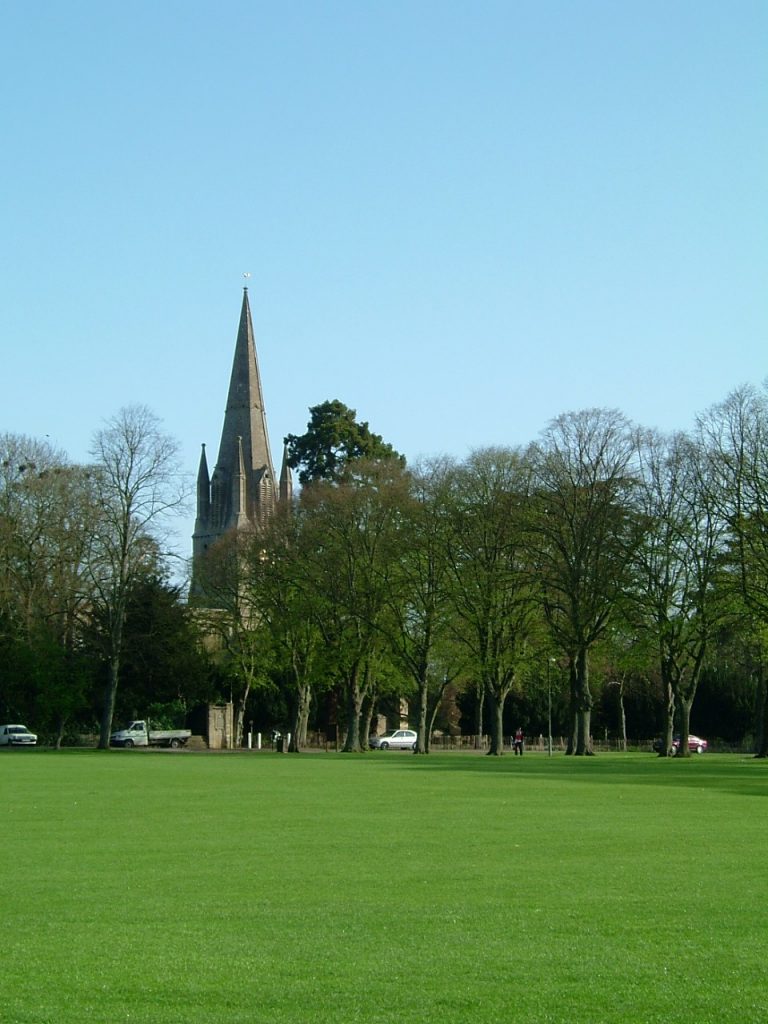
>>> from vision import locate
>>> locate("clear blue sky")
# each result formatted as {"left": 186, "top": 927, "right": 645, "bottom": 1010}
{"left": 2, "top": 1, "right": 766, "bottom": 565}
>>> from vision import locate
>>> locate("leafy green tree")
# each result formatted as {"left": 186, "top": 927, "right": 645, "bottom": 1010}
{"left": 630, "top": 430, "right": 729, "bottom": 756}
{"left": 698, "top": 383, "right": 768, "bottom": 755}
{"left": 588, "top": 624, "right": 658, "bottom": 750}
{"left": 0, "top": 624, "right": 37, "bottom": 723}
{"left": 112, "top": 575, "right": 213, "bottom": 723}
{"left": 284, "top": 399, "right": 405, "bottom": 486}
{"left": 0, "top": 435, "right": 100, "bottom": 742}
{"left": 376, "top": 457, "right": 465, "bottom": 753}
{"left": 243, "top": 508, "right": 327, "bottom": 752}
{"left": 445, "top": 448, "right": 537, "bottom": 756}
{"left": 297, "top": 461, "right": 407, "bottom": 751}
{"left": 695, "top": 619, "right": 762, "bottom": 747}
{"left": 527, "top": 409, "right": 640, "bottom": 755}
{"left": 192, "top": 526, "right": 274, "bottom": 747}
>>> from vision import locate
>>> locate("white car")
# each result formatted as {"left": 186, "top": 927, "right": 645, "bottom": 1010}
{"left": 0, "top": 724, "right": 37, "bottom": 747}
{"left": 370, "top": 729, "right": 418, "bottom": 750}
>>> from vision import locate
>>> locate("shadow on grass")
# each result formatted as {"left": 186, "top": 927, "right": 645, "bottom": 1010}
{"left": 356, "top": 749, "right": 768, "bottom": 798}
{"left": 33, "top": 746, "right": 768, "bottom": 798}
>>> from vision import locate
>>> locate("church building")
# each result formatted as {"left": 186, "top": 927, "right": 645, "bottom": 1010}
{"left": 191, "top": 288, "right": 291, "bottom": 597}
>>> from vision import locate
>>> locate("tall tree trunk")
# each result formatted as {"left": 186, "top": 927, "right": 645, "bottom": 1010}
{"left": 97, "top": 535, "right": 134, "bottom": 750}
{"left": 485, "top": 684, "right": 506, "bottom": 755}
{"left": 361, "top": 683, "right": 377, "bottom": 751}
{"left": 565, "top": 658, "right": 577, "bottom": 755}
{"left": 342, "top": 664, "right": 366, "bottom": 752}
{"left": 425, "top": 701, "right": 438, "bottom": 755}
{"left": 677, "top": 696, "right": 693, "bottom": 759}
{"left": 755, "top": 663, "right": 767, "bottom": 758}
{"left": 289, "top": 684, "right": 312, "bottom": 752}
{"left": 677, "top": 647, "right": 706, "bottom": 759}
{"left": 661, "top": 680, "right": 676, "bottom": 756}
{"left": 618, "top": 687, "right": 627, "bottom": 752}
{"left": 659, "top": 649, "right": 676, "bottom": 757}
{"left": 235, "top": 678, "right": 252, "bottom": 749}
{"left": 415, "top": 670, "right": 429, "bottom": 754}
{"left": 425, "top": 676, "right": 451, "bottom": 755}
{"left": 298, "top": 687, "right": 311, "bottom": 748}
{"left": 574, "top": 647, "right": 593, "bottom": 755}
{"left": 476, "top": 683, "right": 485, "bottom": 750}
{"left": 98, "top": 653, "right": 121, "bottom": 749}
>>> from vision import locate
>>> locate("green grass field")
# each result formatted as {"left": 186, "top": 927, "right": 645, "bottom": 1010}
{"left": 3, "top": 749, "right": 767, "bottom": 1024}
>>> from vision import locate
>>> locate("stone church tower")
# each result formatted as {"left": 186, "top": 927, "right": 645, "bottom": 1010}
{"left": 191, "top": 288, "right": 291, "bottom": 596}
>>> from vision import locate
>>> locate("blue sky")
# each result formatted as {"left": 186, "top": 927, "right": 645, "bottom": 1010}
{"left": 2, "top": 1, "right": 766, "bottom": 565}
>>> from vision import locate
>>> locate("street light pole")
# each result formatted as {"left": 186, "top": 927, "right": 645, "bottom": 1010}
{"left": 547, "top": 658, "right": 555, "bottom": 757}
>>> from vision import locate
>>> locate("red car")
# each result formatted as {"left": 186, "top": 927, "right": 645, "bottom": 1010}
{"left": 653, "top": 734, "right": 708, "bottom": 755}
{"left": 675, "top": 734, "right": 708, "bottom": 754}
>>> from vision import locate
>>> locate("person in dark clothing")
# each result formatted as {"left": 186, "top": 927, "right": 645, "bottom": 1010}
{"left": 513, "top": 727, "right": 524, "bottom": 756}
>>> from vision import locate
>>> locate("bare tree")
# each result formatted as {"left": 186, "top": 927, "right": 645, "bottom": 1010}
{"left": 88, "top": 406, "right": 188, "bottom": 748}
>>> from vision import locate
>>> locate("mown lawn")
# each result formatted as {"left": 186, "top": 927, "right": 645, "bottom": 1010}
{"left": 2, "top": 749, "right": 766, "bottom": 1024}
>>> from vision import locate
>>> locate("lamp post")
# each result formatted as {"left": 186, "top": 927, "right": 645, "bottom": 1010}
{"left": 547, "top": 658, "right": 556, "bottom": 756}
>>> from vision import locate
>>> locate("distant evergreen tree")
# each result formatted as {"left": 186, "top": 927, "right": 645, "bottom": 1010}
{"left": 285, "top": 399, "right": 404, "bottom": 486}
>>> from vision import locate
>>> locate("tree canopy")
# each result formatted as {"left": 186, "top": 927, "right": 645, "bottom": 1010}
{"left": 6, "top": 382, "right": 768, "bottom": 756}
{"left": 284, "top": 399, "right": 405, "bottom": 486}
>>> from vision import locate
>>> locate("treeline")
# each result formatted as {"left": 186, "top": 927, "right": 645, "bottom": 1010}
{"left": 3, "top": 387, "right": 768, "bottom": 756}
{"left": 0, "top": 406, "right": 211, "bottom": 747}
{"left": 195, "top": 389, "right": 768, "bottom": 756}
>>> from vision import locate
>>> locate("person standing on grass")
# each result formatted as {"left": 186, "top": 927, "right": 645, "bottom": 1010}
{"left": 514, "top": 727, "right": 524, "bottom": 755}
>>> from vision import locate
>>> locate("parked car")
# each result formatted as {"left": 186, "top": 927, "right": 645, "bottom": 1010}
{"left": 369, "top": 729, "right": 418, "bottom": 750}
{"left": 653, "top": 734, "right": 708, "bottom": 754}
{"left": 0, "top": 724, "right": 37, "bottom": 747}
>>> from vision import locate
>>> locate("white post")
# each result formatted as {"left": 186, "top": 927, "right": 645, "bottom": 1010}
{"left": 256, "top": 732, "right": 262, "bottom": 750}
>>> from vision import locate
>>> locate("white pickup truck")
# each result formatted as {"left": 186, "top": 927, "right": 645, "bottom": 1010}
{"left": 110, "top": 720, "right": 191, "bottom": 749}
{"left": 0, "top": 724, "right": 37, "bottom": 746}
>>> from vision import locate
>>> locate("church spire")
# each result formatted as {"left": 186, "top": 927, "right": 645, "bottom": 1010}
{"left": 214, "top": 287, "right": 276, "bottom": 487}
{"left": 205, "top": 287, "right": 278, "bottom": 534}
{"left": 191, "top": 288, "right": 286, "bottom": 602}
